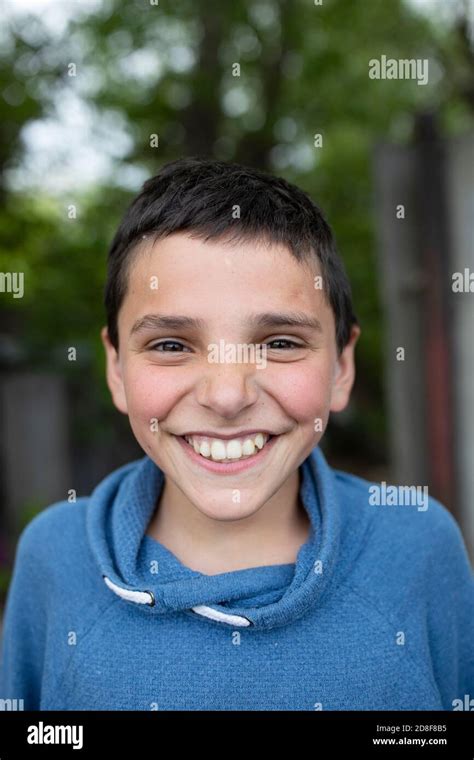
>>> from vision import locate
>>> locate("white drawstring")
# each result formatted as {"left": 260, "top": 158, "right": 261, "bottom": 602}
{"left": 103, "top": 576, "right": 154, "bottom": 605}
{"left": 191, "top": 604, "right": 251, "bottom": 627}
{"left": 103, "top": 576, "right": 251, "bottom": 625}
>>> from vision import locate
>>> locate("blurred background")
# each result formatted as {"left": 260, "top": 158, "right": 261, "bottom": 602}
{"left": 0, "top": 0, "right": 473, "bottom": 609}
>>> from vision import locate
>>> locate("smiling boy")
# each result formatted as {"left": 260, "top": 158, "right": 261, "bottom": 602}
{"left": 103, "top": 228, "right": 357, "bottom": 575}
{"left": 0, "top": 157, "right": 473, "bottom": 710}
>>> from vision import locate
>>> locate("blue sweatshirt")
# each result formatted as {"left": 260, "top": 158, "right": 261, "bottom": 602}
{"left": 0, "top": 446, "right": 473, "bottom": 711}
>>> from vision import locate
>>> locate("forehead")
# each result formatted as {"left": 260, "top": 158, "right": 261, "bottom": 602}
{"left": 120, "top": 231, "right": 331, "bottom": 325}
{"left": 127, "top": 233, "right": 320, "bottom": 296}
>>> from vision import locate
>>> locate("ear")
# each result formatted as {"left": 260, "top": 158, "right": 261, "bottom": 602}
{"left": 329, "top": 324, "right": 361, "bottom": 413}
{"left": 101, "top": 326, "right": 128, "bottom": 415}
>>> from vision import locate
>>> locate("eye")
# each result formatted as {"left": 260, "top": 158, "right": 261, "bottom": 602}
{"left": 265, "top": 339, "right": 302, "bottom": 350}
{"left": 149, "top": 340, "right": 189, "bottom": 353}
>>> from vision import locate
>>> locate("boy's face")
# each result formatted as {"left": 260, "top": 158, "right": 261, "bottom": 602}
{"left": 102, "top": 232, "right": 359, "bottom": 521}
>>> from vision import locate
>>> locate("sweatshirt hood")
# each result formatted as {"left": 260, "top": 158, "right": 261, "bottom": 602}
{"left": 87, "top": 446, "right": 349, "bottom": 631}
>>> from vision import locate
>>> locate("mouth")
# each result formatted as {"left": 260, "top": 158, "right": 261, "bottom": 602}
{"left": 175, "top": 433, "right": 279, "bottom": 474}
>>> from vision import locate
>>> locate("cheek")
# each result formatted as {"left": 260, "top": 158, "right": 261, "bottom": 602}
{"left": 266, "top": 363, "right": 333, "bottom": 422}
{"left": 121, "top": 359, "right": 334, "bottom": 427}
{"left": 123, "top": 364, "right": 180, "bottom": 422}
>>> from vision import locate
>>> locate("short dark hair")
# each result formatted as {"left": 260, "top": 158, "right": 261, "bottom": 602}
{"left": 105, "top": 156, "right": 358, "bottom": 353}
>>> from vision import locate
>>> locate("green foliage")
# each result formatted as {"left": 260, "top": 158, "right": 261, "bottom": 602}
{"left": 0, "top": 0, "right": 472, "bottom": 458}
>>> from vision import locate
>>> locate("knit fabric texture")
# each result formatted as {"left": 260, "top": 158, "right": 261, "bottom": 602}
{"left": 1, "top": 445, "right": 473, "bottom": 710}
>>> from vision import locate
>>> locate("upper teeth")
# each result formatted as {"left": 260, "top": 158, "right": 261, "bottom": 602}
{"left": 184, "top": 432, "right": 270, "bottom": 461}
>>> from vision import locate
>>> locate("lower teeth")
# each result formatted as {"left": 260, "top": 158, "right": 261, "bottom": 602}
{"left": 202, "top": 450, "right": 261, "bottom": 464}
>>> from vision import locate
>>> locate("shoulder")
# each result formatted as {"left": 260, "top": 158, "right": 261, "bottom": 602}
{"left": 331, "top": 467, "right": 474, "bottom": 656}
{"left": 14, "top": 457, "right": 145, "bottom": 569}
{"left": 332, "top": 467, "right": 469, "bottom": 565}
{"left": 14, "top": 496, "right": 90, "bottom": 574}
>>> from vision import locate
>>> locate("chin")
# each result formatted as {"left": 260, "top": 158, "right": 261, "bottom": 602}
{"left": 192, "top": 498, "right": 263, "bottom": 522}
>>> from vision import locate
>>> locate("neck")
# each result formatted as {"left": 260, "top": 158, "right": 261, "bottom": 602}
{"left": 146, "top": 469, "right": 311, "bottom": 575}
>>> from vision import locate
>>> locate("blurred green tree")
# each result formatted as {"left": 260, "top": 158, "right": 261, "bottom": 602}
{"left": 0, "top": 0, "right": 472, "bottom": 467}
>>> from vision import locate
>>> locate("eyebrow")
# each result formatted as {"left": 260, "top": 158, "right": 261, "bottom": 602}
{"left": 130, "top": 311, "right": 323, "bottom": 336}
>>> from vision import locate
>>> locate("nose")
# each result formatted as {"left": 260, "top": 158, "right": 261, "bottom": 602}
{"left": 195, "top": 360, "right": 260, "bottom": 419}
